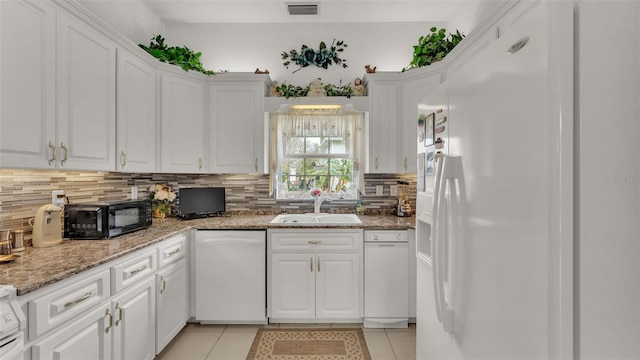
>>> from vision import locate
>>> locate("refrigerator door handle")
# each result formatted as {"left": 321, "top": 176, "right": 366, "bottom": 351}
{"left": 433, "top": 155, "right": 456, "bottom": 333}
{"left": 432, "top": 155, "right": 446, "bottom": 325}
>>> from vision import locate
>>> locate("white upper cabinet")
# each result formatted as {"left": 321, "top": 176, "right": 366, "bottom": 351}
{"left": 0, "top": 0, "right": 56, "bottom": 169}
{"left": 160, "top": 72, "right": 205, "bottom": 173}
{"left": 208, "top": 76, "right": 268, "bottom": 173}
{"left": 57, "top": 11, "right": 117, "bottom": 171}
{"left": 365, "top": 74, "right": 399, "bottom": 173}
{"left": 116, "top": 50, "right": 157, "bottom": 173}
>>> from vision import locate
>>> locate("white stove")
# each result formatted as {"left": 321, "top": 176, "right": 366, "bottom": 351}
{"left": 0, "top": 285, "right": 25, "bottom": 360}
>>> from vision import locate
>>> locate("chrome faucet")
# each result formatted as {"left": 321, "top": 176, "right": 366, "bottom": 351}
{"left": 313, "top": 190, "right": 332, "bottom": 213}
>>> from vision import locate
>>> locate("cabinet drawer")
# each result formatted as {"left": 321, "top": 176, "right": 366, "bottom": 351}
{"left": 29, "top": 269, "right": 110, "bottom": 339}
{"left": 111, "top": 248, "right": 157, "bottom": 293}
{"left": 157, "top": 233, "right": 187, "bottom": 268}
{"left": 269, "top": 229, "right": 362, "bottom": 251}
{"left": 364, "top": 230, "right": 407, "bottom": 242}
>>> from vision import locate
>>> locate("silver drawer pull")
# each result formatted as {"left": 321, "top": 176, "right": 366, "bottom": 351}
{"left": 167, "top": 248, "right": 180, "bottom": 256}
{"left": 105, "top": 309, "right": 113, "bottom": 334}
{"left": 60, "top": 142, "right": 68, "bottom": 166}
{"left": 114, "top": 303, "right": 123, "bottom": 327}
{"left": 307, "top": 240, "right": 321, "bottom": 245}
{"left": 48, "top": 141, "right": 56, "bottom": 166}
{"left": 129, "top": 264, "right": 148, "bottom": 275}
{"left": 64, "top": 292, "right": 92, "bottom": 307}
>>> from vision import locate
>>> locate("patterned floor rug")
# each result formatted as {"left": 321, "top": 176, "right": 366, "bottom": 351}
{"left": 246, "top": 328, "right": 372, "bottom": 360}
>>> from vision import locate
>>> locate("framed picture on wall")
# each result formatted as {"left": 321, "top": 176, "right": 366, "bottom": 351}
{"left": 425, "top": 146, "right": 435, "bottom": 177}
{"left": 424, "top": 113, "right": 435, "bottom": 147}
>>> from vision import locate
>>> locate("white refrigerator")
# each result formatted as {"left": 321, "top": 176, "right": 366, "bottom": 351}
{"left": 416, "top": 1, "right": 573, "bottom": 359}
{"left": 416, "top": 1, "right": 640, "bottom": 359}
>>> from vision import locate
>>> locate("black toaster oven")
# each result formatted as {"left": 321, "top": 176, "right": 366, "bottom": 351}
{"left": 64, "top": 199, "right": 152, "bottom": 239}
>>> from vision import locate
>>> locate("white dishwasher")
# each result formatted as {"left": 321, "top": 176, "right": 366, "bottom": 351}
{"left": 364, "top": 230, "right": 409, "bottom": 328}
{"left": 195, "top": 230, "right": 266, "bottom": 324}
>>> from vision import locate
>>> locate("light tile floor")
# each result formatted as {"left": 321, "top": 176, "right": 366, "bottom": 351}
{"left": 155, "top": 322, "right": 416, "bottom": 360}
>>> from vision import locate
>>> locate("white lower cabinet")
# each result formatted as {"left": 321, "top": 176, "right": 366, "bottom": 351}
{"left": 31, "top": 302, "right": 112, "bottom": 360}
{"left": 316, "top": 254, "right": 361, "bottom": 319}
{"left": 270, "top": 254, "right": 316, "bottom": 319}
{"left": 156, "top": 259, "right": 188, "bottom": 354}
{"left": 24, "top": 233, "right": 189, "bottom": 360}
{"left": 111, "top": 276, "right": 156, "bottom": 360}
{"left": 268, "top": 229, "right": 363, "bottom": 322}
{"left": 33, "top": 274, "right": 155, "bottom": 360}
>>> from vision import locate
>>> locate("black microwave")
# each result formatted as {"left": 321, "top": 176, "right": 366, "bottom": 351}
{"left": 64, "top": 199, "right": 152, "bottom": 239}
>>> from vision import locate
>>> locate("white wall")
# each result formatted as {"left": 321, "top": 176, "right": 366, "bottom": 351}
{"left": 165, "top": 21, "right": 444, "bottom": 85}
{"left": 77, "top": 0, "right": 165, "bottom": 45}
{"left": 446, "top": 0, "right": 501, "bottom": 36}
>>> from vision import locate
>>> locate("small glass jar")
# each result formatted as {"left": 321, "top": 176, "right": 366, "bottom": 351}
{"left": 0, "top": 229, "right": 12, "bottom": 255}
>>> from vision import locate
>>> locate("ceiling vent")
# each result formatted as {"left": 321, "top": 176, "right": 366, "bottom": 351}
{"left": 287, "top": 3, "right": 318, "bottom": 15}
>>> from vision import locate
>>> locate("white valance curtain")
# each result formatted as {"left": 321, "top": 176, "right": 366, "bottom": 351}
{"left": 269, "top": 108, "right": 365, "bottom": 196}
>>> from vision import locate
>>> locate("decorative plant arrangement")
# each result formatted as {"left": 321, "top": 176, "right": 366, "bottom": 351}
{"left": 403, "top": 27, "right": 465, "bottom": 71}
{"left": 149, "top": 183, "right": 177, "bottom": 218}
{"left": 282, "top": 39, "right": 348, "bottom": 73}
{"left": 139, "top": 35, "right": 214, "bottom": 75}
{"left": 270, "top": 78, "right": 359, "bottom": 99}
{"left": 274, "top": 83, "right": 309, "bottom": 98}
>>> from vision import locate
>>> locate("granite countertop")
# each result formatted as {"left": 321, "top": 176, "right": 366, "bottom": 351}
{"left": 0, "top": 214, "right": 415, "bottom": 296}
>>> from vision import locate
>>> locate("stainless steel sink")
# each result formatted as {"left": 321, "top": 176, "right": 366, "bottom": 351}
{"left": 269, "top": 213, "right": 362, "bottom": 226}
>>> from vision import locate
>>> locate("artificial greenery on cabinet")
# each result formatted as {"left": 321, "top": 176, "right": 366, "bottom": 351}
{"left": 403, "top": 27, "right": 465, "bottom": 71}
{"left": 270, "top": 78, "right": 358, "bottom": 99}
{"left": 139, "top": 35, "right": 214, "bottom": 75}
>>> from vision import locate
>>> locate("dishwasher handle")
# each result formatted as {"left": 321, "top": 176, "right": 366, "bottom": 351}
{"left": 198, "top": 238, "right": 263, "bottom": 246}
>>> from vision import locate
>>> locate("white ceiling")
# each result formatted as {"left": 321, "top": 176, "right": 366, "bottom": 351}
{"left": 141, "top": 0, "right": 464, "bottom": 24}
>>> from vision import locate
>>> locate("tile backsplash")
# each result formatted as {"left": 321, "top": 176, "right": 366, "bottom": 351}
{"left": 0, "top": 169, "right": 416, "bottom": 230}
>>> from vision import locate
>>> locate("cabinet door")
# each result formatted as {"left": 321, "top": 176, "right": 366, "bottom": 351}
{"left": 116, "top": 50, "right": 157, "bottom": 172}
{"left": 270, "top": 253, "right": 315, "bottom": 319}
{"left": 32, "top": 303, "right": 112, "bottom": 360}
{"left": 209, "top": 84, "right": 263, "bottom": 173}
{"left": 112, "top": 276, "right": 155, "bottom": 360}
{"left": 160, "top": 73, "right": 204, "bottom": 173}
{"left": 156, "top": 259, "right": 187, "bottom": 354}
{"left": 368, "top": 82, "right": 399, "bottom": 173}
{"left": 57, "top": 12, "right": 116, "bottom": 171}
{"left": 315, "top": 253, "right": 361, "bottom": 319}
{"left": 0, "top": 0, "right": 56, "bottom": 169}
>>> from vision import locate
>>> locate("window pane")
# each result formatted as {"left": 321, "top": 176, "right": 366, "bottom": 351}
{"left": 282, "top": 158, "right": 304, "bottom": 177}
{"left": 313, "top": 176, "right": 330, "bottom": 190}
{"left": 329, "top": 175, "right": 351, "bottom": 193}
{"left": 305, "top": 158, "right": 328, "bottom": 175}
{"left": 286, "top": 137, "right": 305, "bottom": 155}
{"left": 329, "top": 158, "right": 352, "bottom": 175}
{"left": 329, "top": 138, "right": 347, "bottom": 154}
{"left": 305, "top": 137, "right": 329, "bottom": 155}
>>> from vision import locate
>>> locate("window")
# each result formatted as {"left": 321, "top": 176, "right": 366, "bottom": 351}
{"left": 269, "top": 107, "right": 365, "bottom": 200}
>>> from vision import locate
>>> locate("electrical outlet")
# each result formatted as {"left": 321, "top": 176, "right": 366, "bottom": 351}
{"left": 390, "top": 185, "right": 398, "bottom": 197}
{"left": 51, "top": 190, "right": 65, "bottom": 207}
{"left": 131, "top": 186, "right": 138, "bottom": 200}
{"left": 376, "top": 185, "right": 383, "bottom": 196}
